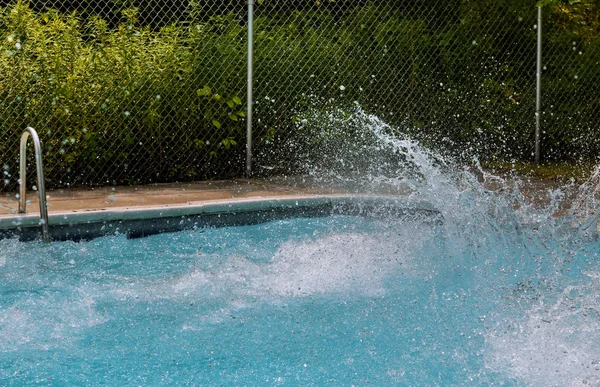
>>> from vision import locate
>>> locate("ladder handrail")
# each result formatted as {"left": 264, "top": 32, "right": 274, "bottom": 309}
{"left": 19, "top": 127, "right": 50, "bottom": 243}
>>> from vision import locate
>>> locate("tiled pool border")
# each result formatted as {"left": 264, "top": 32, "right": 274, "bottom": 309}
{"left": 0, "top": 195, "right": 441, "bottom": 242}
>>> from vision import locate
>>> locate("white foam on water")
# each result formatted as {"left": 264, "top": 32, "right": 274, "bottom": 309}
{"left": 101, "top": 228, "right": 430, "bottom": 332}
{"left": 0, "top": 307, "right": 34, "bottom": 348}
{"left": 484, "top": 269, "right": 600, "bottom": 386}
{"left": 0, "top": 238, "right": 20, "bottom": 268}
{"left": 112, "top": 229, "right": 427, "bottom": 305}
{"left": 0, "top": 291, "right": 107, "bottom": 351}
{"left": 257, "top": 233, "right": 408, "bottom": 297}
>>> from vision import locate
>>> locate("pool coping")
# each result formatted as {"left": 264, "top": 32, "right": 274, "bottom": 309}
{"left": 0, "top": 194, "right": 441, "bottom": 242}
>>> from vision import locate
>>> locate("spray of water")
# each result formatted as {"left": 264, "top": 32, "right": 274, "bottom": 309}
{"left": 282, "top": 106, "right": 600, "bottom": 384}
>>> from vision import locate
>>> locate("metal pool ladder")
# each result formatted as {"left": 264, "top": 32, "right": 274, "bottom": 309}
{"left": 19, "top": 127, "right": 50, "bottom": 242}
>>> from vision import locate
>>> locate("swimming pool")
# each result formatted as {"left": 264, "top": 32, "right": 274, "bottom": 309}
{"left": 2, "top": 109, "right": 599, "bottom": 385}
{"left": 1, "top": 209, "right": 599, "bottom": 385}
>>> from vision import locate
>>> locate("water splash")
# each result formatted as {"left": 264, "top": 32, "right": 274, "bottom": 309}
{"left": 285, "top": 106, "right": 600, "bottom": 384}
{"left": 291, "top": 107, "right": 569, "bottom": 258}
{"left": 485, "top": 268, "right": 600, "bottom": 386}
{"left": 570, "top": 165, "right": 600, "bottom": 236}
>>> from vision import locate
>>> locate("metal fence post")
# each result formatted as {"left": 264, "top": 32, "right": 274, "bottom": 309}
{"left": 246, "top": 0, "right": 254, "bottom": 177}
{"left": 535, "top": 6, "right": 542, "bottom": 164}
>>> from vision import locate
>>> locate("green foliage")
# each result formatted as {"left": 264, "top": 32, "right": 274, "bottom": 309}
{"left": 1, "top": 0, "right": 599, "bottom": 189}
{"left": 254, "top": 0, "right": 600, "bottom": 165}
{"left": 0, "top": 1, "right": 247, "bottom": 186}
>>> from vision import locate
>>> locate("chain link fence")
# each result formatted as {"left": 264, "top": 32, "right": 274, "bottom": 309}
{"left": 542, "top": 1, "right": 600, "bottom": 161}
{"left": 0, "top": 0, "right": 599, "bottom": 192}
{"left": 1, "top": 0, "right": 248, "bottom": 191}
{"left": 252, "top": 0, "right": 541, "bottom": 171}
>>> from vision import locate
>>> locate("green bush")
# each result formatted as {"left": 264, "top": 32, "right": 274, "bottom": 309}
{"left": 0, "top": 0, "right": 598, "bottom": 190}
{"left": 1, "top": 1, "right": 247, "bottom": 187}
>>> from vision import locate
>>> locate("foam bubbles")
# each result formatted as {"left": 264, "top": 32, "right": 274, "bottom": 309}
{"left": 0, "top": 238, "right": 19, "bottom": 267}
{"left": 485, "top": 269, "right": 600, "bottom": 386}
{"left": 0, "top": 293, "right": 107, "bottom": 351}
{"left": 111, "top": 229, "right": 424, "bottom": 309}
{"left": 261, "top": 233, "right": 409, "bottom": 297}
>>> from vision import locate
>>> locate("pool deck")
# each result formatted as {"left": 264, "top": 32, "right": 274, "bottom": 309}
{"left": 0, "top": 174, "right": 596, "bottom": 240}
{"left": 0, "top": 173, "right": 578, "bottom": 218}
{"left": 0, "top": 179, "right": 341, "bottom": 217}
{"left": 0, "top": 178, "right": 440, "bottom": 241}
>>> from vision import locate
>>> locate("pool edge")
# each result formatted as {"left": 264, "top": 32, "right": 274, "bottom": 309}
{"left": 0, "top": 195, "right": 441, "bottom": 242}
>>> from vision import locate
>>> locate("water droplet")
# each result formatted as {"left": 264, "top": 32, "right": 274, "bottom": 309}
{"left": 15, "top": 193, "right": 19, "bottom": 199}
{"left": 339, "top": 85, "right": 346, "bottom": 91}
{"left": 15, "top": 42, "right": 21, "bottom": 50}
{"left": 32, "top": 185, "right": 37, "bottom": 191}
{"left": 124, "top": 111, "right": 130, "bottom": 116}
{"left": 7, "top": 35, "right": 14, "bottom": 42}
{"left": 3, "top": 164, "right": 8, "bottom": 170}
{"left": 59, "top": 148, "right": 65, "bottom": 154}
{"left": 156, "top": 95, "right": 161, "bottom": 100}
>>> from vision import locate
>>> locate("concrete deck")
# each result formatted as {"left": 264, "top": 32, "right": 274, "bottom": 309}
{"left": 0, "top": 173, "right": 583, "bottom": 220}
{"left": 0, "top": 175, "right": 593, "bottom": 240}
{"left": 0, "top": 178, "right": 441, "bottom": 241}
{"left": 0, "top": 179, "right": 338, "bottom": 217}
{"left": 0, "top": 174, "right": 575, "bottom": 218}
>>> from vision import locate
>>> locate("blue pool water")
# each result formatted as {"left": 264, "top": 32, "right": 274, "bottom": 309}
{"left": 2, "top": 110, "right": 600, "bottom": 385}
{"left": 1, "top": 211, "right": 599, "bottom": 385}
